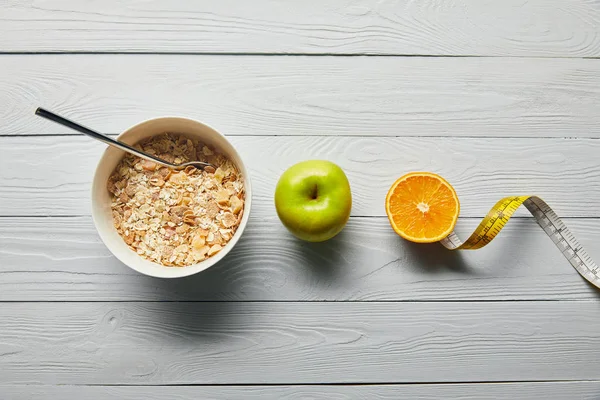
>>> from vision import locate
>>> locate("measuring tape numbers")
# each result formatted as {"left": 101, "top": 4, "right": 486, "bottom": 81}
{"left": 440, "top": 196, "right": 600, "bottom": 289}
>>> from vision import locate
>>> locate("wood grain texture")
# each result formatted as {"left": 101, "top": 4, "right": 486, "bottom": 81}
{"left": 1, "top": 301, "right": 599, "bottom": 384}
{"left": 1, "top": 0, "right": 599, "bottom": 56}
{"left": 2, "top": 0, "right": 599, "bottom": 392}
{"left": 1, "top": 216, "right": 599, "bottom": 301}
{"left": 2, "top": 382, "right": 600, "bottom": 400}
{"left": 1, "top": 136, "right": 599, "bottom": 218}
{"left": 3, "top": 55, "right": 600, "bottom": 137}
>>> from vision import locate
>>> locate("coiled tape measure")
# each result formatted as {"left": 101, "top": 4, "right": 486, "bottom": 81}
{"left": 440, "top": 196, "right": 600, "bottom": 289}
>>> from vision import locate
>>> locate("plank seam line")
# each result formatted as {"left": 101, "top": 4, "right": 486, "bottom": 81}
{"left": 1, "top": 52, "right": 599, "bottom": 59}
{"left": 31, "top": 379, "right": 600, "bottom": 387}
{"left": 0, "top": 299, "right": 597, "bottom": 304}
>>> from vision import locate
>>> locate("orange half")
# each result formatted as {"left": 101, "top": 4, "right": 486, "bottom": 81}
{"left": 385, "top": 172, "right": 460, "bottom": 243}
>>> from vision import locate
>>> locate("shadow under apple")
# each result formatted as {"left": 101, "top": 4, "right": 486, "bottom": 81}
{"left": 288, "top": 226, "right": 352, "bottom": 283}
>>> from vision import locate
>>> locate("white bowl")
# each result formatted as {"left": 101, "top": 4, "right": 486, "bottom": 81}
{"left": 91, "top": 117, "right": 252, "bottom": 278}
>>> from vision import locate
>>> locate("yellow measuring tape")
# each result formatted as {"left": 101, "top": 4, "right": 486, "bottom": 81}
{"left": 440, "top": 196, "right": 600, "bottom": 289}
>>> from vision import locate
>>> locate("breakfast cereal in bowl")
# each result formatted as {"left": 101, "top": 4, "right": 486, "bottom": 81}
{"left": 108, "top": 134, "right": 245, "bottom": 267}
{"left": 91, "top": 117, "right": 251, "bottom": 278}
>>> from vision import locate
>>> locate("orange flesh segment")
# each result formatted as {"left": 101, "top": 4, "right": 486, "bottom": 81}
{"left": 386, "top": 173, "right": 459, "bottom": 243}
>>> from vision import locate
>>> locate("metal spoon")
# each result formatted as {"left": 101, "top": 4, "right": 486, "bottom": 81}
{"left": 35, "top": 107, "right": 215, "bottom": 170}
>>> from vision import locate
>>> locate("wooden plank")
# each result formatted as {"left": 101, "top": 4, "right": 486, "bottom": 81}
{"left": 1, "top": 136, "right": 599, "bottom": 217}
{"left": 0, "top": 216, "right": 598, "bottom": 301}
{"left": 1, "top": 0, "right": 599, "bottom": 56}
{"left": 0, "top": 301, "right": 599, "bottom": 384}
{"left": 2, "top": 382, "right": 600, "bottom": 400}
{"left": 3, "top": 55, "right": 600, "bottom": 137}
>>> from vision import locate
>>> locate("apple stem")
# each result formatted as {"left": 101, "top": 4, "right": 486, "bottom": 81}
{"left": 310, "top": 185, "right": 318, "bottom": 200}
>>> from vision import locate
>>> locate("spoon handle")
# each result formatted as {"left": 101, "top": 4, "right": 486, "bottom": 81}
{"left": 35, "top": 107, "right": 174, "bottom": 168}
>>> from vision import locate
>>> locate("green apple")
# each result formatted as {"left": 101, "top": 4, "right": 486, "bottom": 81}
{"left": 274, "top": 160, "right": 352, "bottom": 242}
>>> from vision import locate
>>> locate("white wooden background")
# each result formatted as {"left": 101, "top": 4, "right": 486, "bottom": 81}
{"left": 1, "top": 0, "right": 600, "bottom": 398}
